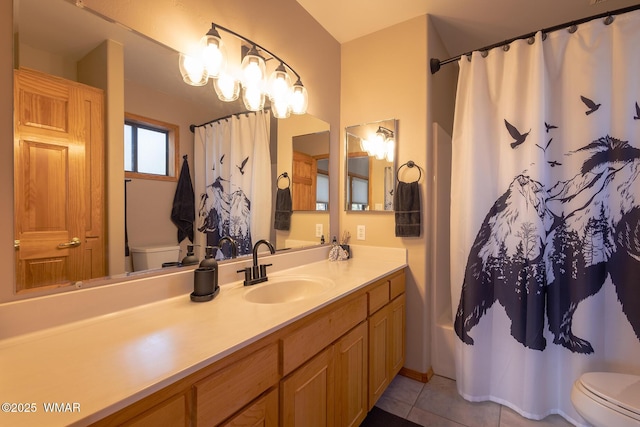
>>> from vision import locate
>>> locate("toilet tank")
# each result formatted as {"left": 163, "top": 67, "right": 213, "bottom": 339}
{"left": 130, "top": 245, "right": 180, "bottom": 271}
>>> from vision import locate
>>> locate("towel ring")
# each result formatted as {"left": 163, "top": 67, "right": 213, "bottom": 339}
{"left": 396, "top": 160, "right": 422, "bottom": 183}
{"left": 277, "top": 172, "right": 291, "bottom": 189}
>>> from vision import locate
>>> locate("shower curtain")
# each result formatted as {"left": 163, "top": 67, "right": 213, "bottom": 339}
{"left": 450, "top": 10, "right": 640, "bottom": 425}
{"left": 194, "top": 111, "right": 272, "bottom": 257}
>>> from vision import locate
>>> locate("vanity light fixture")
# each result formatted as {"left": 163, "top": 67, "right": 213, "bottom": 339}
{"left": 179, "top": 22, "right": 308, "bottom": 117}
{"left": 360, "top": 126, "right": 395, "bottom": 162}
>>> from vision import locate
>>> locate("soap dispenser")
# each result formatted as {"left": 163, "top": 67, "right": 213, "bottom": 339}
{"left": 181, "top": 244, "right": 199, "bottom": 266}
{"left": 191, "top": 246, "right": 219, "bottom": 302}
{"left": 200, "top": 246, "right": 218, "bottom": 268}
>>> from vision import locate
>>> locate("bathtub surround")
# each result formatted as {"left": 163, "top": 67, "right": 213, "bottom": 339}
{"left": 450, "top": 9, "right": 640, "bottom": 425}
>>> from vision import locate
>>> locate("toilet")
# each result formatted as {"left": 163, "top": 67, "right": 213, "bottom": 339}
{"left": 571, "top": 372, "right": 640, "bottom": 427}
{"left": 130, "top": 245, "right": 180, "bottom": 271}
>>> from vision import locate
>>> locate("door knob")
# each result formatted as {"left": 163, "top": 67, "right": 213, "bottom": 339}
{"left": 58, "top": 237, "right": 81, "bottom": 249}
{"left": 14, "top": 240, "right": 19, "bottom": 249}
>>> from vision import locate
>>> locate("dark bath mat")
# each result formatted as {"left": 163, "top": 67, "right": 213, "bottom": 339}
{"left": 360, "top": 406, "right": 421, "bottom": 427}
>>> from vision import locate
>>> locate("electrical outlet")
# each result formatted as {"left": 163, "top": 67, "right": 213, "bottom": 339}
{"left": 315, "top": 224, "right": 323, "bottom": 238}
{"left": 356, "top": 225, "right": 366, "bottom": 240}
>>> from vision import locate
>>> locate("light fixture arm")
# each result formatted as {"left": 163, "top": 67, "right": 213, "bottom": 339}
{"left": 210, "top": 22, "right": 301, "bottom": 81}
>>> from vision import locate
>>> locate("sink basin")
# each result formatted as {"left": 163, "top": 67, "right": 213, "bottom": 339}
{"left": 243, "top": 275, "right": 335, "bottom": 304}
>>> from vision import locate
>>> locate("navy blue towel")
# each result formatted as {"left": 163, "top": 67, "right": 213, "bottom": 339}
{"left": 171, "top": 156, "right": 195, "bottom": 243}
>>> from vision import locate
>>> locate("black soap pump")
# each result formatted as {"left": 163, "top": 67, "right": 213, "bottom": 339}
{"left": 181, "top": 244, "right": 199, "bottom": 266}
{"left": 200, "top": 246, "right": 218, "bottom": 269}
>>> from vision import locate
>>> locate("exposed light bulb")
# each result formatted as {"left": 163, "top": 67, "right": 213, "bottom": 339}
{"left": 214, "top": 71, "right": 240, "bottom": 102}
{"left": 271, "top": 96, "right": 291, "bottom": 119}
{"left": 268, "top": 64, "right": 292, "bottom": 100}
{"left": 385, "top": 139, "right": 395, "bottom": 162}
{"left": 290, "top": 79, "right": 308, "bottom": 115}
{"left": 201, "top": 25, "right": 227, "bottom": 78}
{"left": 360, "top": 138, "right": 372, "bottom": 153}
{"left": 242, "top": 86, "right": 265, "bottom": 111}
{"left": 241, "top": 47, "right": 266, "bottom": 89}
{"left": 178, "top": 53, "right": 208, "bottom": 86}
{"left": 202, "top": 42, "right": 225, "bottom": 78}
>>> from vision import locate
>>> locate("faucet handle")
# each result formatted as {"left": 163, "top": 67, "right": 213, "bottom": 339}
{"left": 237, "top": 267, "right": 252, "bottom": 283}
{"left": 259, "top": 263, "right": 272, "bottom": 278}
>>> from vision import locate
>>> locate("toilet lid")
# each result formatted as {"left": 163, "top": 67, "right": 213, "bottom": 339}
{"left": 580, "top": 372, "right": 640, "bottom": 417}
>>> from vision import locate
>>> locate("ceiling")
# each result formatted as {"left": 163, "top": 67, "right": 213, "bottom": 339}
{"left": 296, "top": 0, "right": 640, "bottom": 58}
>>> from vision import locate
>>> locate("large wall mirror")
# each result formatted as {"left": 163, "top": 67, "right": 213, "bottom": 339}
{"left": 345, "top": 119, "right": 397, "bottom": 211}
{"left": 13, "top": 0, "right": 330, "bottom": 294}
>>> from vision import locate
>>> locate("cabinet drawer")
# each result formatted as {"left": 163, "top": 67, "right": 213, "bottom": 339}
{"left": 195, "top": 343, "right": 279, "bottom": 427}
{"left": 368, "top": 280, "right": 390, "bottom": 315}
{"left": 123, "top": 394, "right": 188, "bottom": 427}
{"left": 282, "top": 294, "right": 367, "bottom": 376}
{"left": 220, "top": 388, "right": 278, "bottom": 427}
{"left": 389, "top": 270, "right": 405, "bottom": 300}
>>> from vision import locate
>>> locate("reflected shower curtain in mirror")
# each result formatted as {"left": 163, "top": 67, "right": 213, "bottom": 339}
{"left": 450, "top": 10, "right": 640, "bottom": 425}
{"left": 195, "top": 111, "right": 272, "bottom": 258}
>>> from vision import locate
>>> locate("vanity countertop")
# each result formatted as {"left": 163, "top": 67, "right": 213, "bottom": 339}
{"left": 0, "top": 247, "right": 406, "bottom": 426}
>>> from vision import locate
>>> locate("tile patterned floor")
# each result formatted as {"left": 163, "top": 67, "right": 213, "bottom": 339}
{"left": 374, "top": 375, "right": 575, "bottom": 427}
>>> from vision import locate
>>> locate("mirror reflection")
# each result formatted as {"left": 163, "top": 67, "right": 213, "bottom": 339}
{"left": 274, "top": 114, "right": 330, "bottom": 250}
{"left": 345, "top": 119, "right": 397, "bottom": 211}
{"left": 13, "top": 0, "right": 329, "bottom": 293}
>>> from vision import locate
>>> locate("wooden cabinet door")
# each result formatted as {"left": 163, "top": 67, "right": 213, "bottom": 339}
{"left": 335, "top": 322, "right": 368, "bottom": 427}
{"left": 389, "top": 294, "right": 406, "bottom": 377}
{"left": 281, "top": 346, "right": 335, "bottom": 427}
{"left": 14, "top": 68, "right": 105, "bottom": 291}
{"left": 368, "top": 305, "right": 390, "bottom": 409}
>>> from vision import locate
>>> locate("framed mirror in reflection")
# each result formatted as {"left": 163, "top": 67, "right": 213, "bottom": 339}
{"left": 345, "top": 119, "right": 397, "bottom": 211}
{"left": 13, "top": 0, "right": 330, "bottom": 295}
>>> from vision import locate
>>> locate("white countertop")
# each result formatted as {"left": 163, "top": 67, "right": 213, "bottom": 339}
{"left": 0, "top": 246, "right": 406, "bottom": 426}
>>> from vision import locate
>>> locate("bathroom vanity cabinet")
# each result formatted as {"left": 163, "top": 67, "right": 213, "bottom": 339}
{"left": 89, "top": 269, "right": 405, "bottom": 427}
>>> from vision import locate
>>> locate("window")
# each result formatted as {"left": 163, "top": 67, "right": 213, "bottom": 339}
{"left": 124, "top": 113, "right": 179, "bottom": 181}
{"left": 315, "top": 172, "right": 329, "bottom": 211}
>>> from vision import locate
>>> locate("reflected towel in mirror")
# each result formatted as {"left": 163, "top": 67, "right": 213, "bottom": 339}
{"left": 171, "top": 156, "right": 195, "bottom": 243}
{"left": 274, "top": 187, "right": 293, "bottom": 230}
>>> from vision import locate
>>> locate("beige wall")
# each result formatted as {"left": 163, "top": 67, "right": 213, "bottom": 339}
{"left": 341, "top": 16, "right": 430, "bottom": 375}
{"left": 0, "top": 0, "right": 340, "bottom": 301}
{"left": 341, "top": 15, "right": 457, "bottom": 376}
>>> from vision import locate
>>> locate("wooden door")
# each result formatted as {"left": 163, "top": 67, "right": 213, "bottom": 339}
{"left": 281, "top": 346, "right": 335, "bottom": 427}
{"left": 14, "top": 68, "right": 105, "bottom": 292}
{"left": 335, "top": 322, "right": 368, "bottom": 427}
{"left": 292, "top": 150, "right": 317, "bottom": 211}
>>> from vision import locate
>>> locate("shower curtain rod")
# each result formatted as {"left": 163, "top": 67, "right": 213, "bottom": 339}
{"left": 189, "top": 107, "right": 271, "bottom": 132}
{"left": 430, "top": 3, "right": 640, "bottom": 74}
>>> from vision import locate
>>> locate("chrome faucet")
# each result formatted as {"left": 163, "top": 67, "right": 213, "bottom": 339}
{"left": 237, "top": 239, "right": 275, "bottom": 286}
{"left": 218, "top": 236, "right": 238, "bottom": 259}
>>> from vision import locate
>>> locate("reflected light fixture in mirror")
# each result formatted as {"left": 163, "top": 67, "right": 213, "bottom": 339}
{"left": 179, "top": 23, "right": 308, "bottom": 118}
{"left": 361, "top": 126, "right": 395, "bottom": 162}
{"left": 345, "top": 119, "right": 397, "bottom": 212}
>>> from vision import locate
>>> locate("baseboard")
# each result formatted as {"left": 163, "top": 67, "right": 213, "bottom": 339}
{"left": 399, "top": 366, "right": 434, "bottom": 383}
